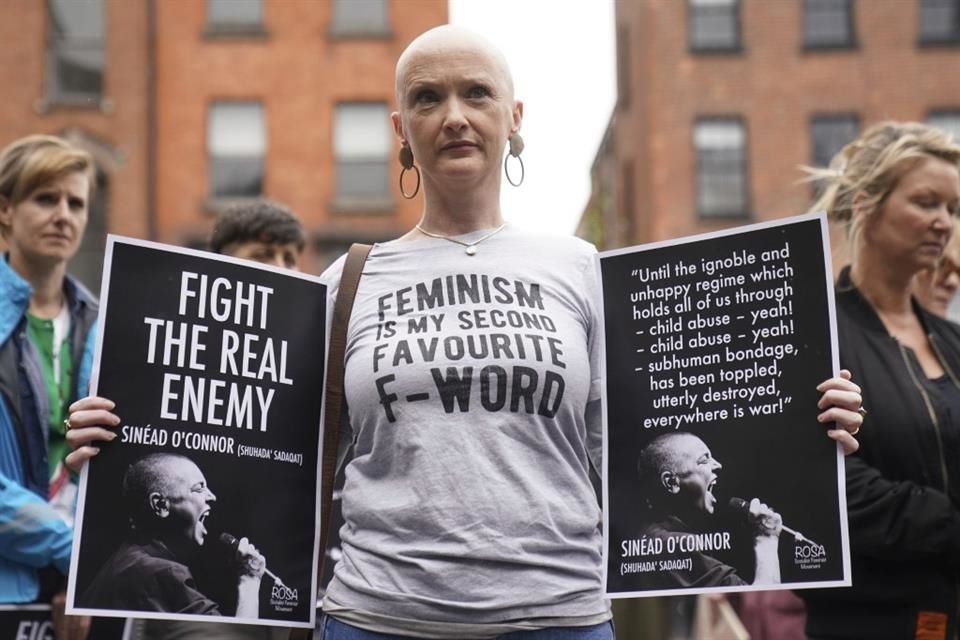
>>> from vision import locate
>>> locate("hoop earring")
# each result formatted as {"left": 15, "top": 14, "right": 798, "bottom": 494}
{"left": 399, "top": 143, "right": 420, "bottom": 199}
{"left": 504, "top": 132, "right": 524, "bottom": 187}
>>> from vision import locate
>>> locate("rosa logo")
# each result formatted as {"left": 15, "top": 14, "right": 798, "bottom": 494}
{"left": 794, "top": 543, "right": 826, "bottom": 560}
{"left": 271, "top": 584, "right": 298, "bottom": 602}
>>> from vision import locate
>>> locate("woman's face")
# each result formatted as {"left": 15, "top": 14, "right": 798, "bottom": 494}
{"left": 861, "top": 156, "right": 960, "bottom": 275}
{"left": 393, "top": 41, "right": 521, "bottom": 190}
{"left": 914, "top": 236, "right": 960, "bottom": 317}
{"left": 0, "top": 171, "right": 90, "bottom": 268}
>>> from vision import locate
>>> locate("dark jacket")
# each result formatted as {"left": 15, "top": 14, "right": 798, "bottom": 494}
{"left": 80, "top": 537, "right": 220, "bottom": 615}
{"left": 638, "top": 514, "right": 746, "bottom": 589}
{"left": 802, "top": 267, "right": 960, "bottom": 640}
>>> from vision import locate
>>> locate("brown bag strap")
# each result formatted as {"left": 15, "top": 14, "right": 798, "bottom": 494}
{"left": 319, "top": 243, "right": 371, "bottom": 568}
{"left": 291, "top": 243, "right": 371, "bottom": 640}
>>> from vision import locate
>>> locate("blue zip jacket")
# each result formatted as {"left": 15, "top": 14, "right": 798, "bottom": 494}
{"left": 0, "top": 257, "right": 98, "bottom": 603}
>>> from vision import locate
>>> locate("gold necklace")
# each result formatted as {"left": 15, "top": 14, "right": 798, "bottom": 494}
{"left": 414, "top": 223, "right": 507, "bottom": 256}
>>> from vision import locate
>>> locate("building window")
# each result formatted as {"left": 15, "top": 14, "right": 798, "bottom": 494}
{"left": 206, "top": 0, "right": 263, "bottom": 34}
{"left": 810, "top": 114, "right": 859, "bottom": 196}
{"left": 330, "top": 0, "right": 389, "bottom": 37}
{"left": 811, "top": 114, "right": 859, "bottom": 167}
{"left": 919, "top": 0, "right": 960, "bottom": 44}
{"left": 928, "top": 111, "right": 960, "bottom": 140}
{"left": 695, "top": 118, "right": 748, "bottom": 218}
{"left": 689, "top": 0, "right": 740, "bottom": 52}
{"left": 804, "top": 0, "right": 855, "bottom": 48}
{"left": 208, "top": 102, "right": 265, "bottom": 199}
{"left": 334, "top": 102, "right": 390, "bottom": 205}
{"left": 46, "top": 0, "right": 104, "bottom": 104}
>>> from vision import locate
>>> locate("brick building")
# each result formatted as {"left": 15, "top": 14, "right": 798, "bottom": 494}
{"left": 0, "top": 0, "right": 447, "bottom": 288}
{"left": 581, "top": 0, "right": 960, "bottom": 266}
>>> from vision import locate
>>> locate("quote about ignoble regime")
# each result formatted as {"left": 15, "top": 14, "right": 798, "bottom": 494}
{"left": 630, "top": 242, "right": 797, "bottom": 430}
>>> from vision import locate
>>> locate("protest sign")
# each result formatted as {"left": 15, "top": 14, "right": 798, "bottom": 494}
{"left": 600, "top": 213, "right": 850, "bottom": 597}
{"left": 0, "top": 606, "right": 56, "bottom": 640}
{"left": 67, "top": 236, "right": 326, "bottom": 628}
{"left": 0, "top": 605, "right": 130, "bottom": 640}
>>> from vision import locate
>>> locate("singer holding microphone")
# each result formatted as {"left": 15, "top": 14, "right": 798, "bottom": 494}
{"left": 635, "top": 432, "right": 784, "bottom": 588}
{"left": 78, "top": 453, "right": 267, "bottom": 617}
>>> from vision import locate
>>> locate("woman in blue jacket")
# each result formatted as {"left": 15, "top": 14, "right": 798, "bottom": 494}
{"left": 0, "top": 135, "right": 98, "bottom": 633}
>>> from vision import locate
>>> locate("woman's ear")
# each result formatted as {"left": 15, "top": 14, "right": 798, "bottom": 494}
{"left": 149, "top": 493, "right": 170, "bottom": 518}
{"left": 391, "top": 111, "right": 404, "bottom": 141}
{"left": 0, "top": 196, "right": 12, "bottom": 234}
{"left": 851, "top": 191, "right": 870, "bottom": 223}
{"left": 660, "top": 470, "right": 680, "bottom": 494}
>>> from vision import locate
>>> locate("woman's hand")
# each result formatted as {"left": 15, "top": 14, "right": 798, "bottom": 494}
{"left": 64, "top": 396, "right": 120, "bottom": 472}
{"left": 51, "top": 592, "right": 90, "bottom": 640}
{"left": 816, "top": 369, "right": 863, "bottom": 455}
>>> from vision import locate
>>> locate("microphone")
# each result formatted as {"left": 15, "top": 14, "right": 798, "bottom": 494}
{"left": 727, "top": 497, "right": 819, "bottom": 546}
{"left": 219, "top": 532, "right": 287, "bottom": 587}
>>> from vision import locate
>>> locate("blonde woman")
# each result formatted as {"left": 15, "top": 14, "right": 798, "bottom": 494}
{"left": 801, "top": 122, "right": 960, "bottom": 640}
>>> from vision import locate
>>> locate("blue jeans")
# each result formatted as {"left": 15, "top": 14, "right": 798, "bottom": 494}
{"left": 317, "top": 615, "right": 614, "bottom": 640}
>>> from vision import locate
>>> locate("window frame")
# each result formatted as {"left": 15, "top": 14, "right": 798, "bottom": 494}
{"left": 45, "top": 0, "right": 106, "bottom": 107}
{"left": 206, "top": 101, "right": 267, "bottom": 202}
{"left": 809, "top": 113, "right": 860, "bottom": 197}
{"left": 927, "top": 109, "right": 960, "bottom": 140}
{"left": 688, "top": 0, "right": 742, "bottom": 54}
{"left": 332, "top": 101, "right": 392, "bottom": 211}
{"left": 328, "top": 0, "right": 391, "bottom": 39}
{"left": 803, "top": 0, "right": 857, "bottom": 50}
{"left": 918, "top": 0, "right": 960, "bottom": 46}
{"left": 204, "top": 0, "right": 266, "bottom": 37}
{"left": 693, "top": 116, "right": 751, "bottom": 220}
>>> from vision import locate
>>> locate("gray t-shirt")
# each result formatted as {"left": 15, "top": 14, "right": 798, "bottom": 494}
{"left": 320, "top": 226, "right": 608, "bottom": 638}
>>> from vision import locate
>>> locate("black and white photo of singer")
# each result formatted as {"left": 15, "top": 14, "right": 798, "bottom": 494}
{"left": 80, "top": 453, "right": 266, "bottom": 616}
{"left": 635, "top": 432, "right": 782, "bottom": 588}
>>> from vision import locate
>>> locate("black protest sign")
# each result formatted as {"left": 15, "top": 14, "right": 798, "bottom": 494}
{"left": 0, "top": 606, "right": 128, "bottom": 640}
{"left": 0, "top": 607, "right": 55, "bottom": 640}
{"left": 600, "top": 214, "right": 850, "bottom": 597}
{"left": 67, "top": 237, "right": 326, "bottom": 628}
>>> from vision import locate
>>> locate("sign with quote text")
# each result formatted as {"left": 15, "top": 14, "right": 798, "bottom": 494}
{"left": 67, "top": 236, "right": 326, "bottom": 629}
{"left": 600, "top": 213, "right": 850, "bottom": 598}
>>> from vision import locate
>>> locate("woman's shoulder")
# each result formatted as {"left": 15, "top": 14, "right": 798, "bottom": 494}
{"left": 319, "top": 253, "right": 348, "bottom": 291}
{"left": 502, "top": 227, "right": 598, "bottom": 266}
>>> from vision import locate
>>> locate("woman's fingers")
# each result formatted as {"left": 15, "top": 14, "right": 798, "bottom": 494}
{"left": 68, "top": 396, "right": 116, "bottom": 414}
{"left": 818, "top": 405, "right": 863, "bottom": 429}
{"left": 816, "top": 371, "right": 861, "bottom": 395}
{"left": 64, "top": 396, "right": 121, "bottom": 473}
{"left": 65, "top": 426, "right": 117, "bottom": 449}
{"left": 815, "top": 370, "right": 863, "bottom": 456}
{"left": 816, "top": 388, "right": 862, "bottom": 411}
{"left": 65, "top": 446, "right": 101, "bottom": 473}
{"left": 67, "top": 408, "right": 120, "bottom": 431}
{"left": 828, "top": 428, "right": 859, "bottom": 455}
